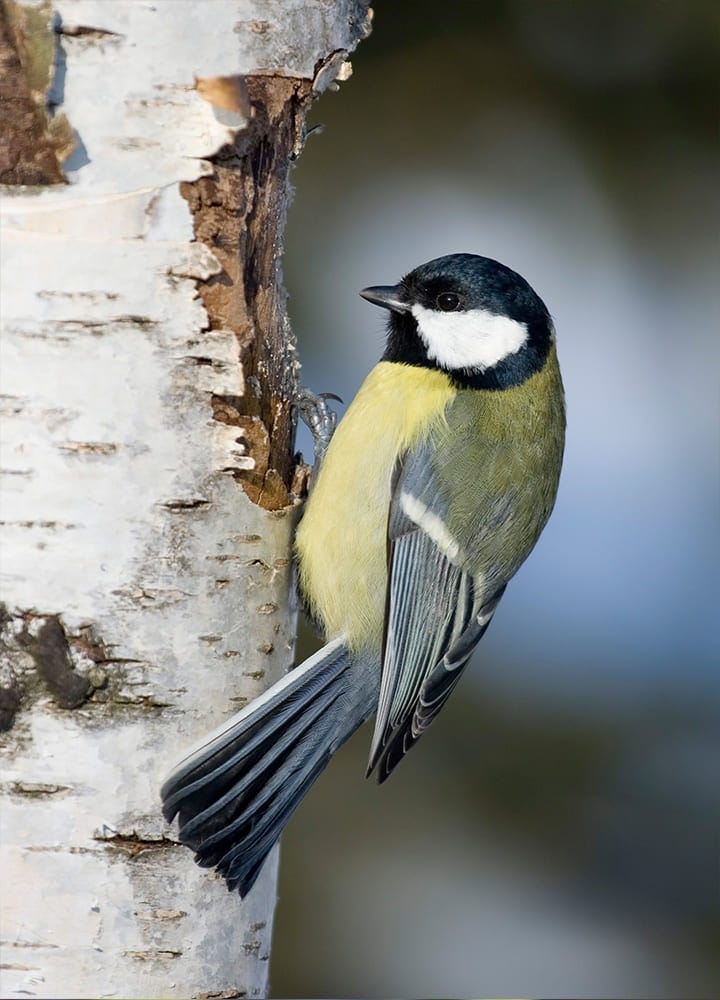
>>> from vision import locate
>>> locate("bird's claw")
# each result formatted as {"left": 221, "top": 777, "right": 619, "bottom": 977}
{"left": 297, "top": 388, "right": 341, "bottom": 468}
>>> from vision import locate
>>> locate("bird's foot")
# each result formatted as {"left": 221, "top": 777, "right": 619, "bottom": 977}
{"left": 296, "top": 388, "right": 341, "bottom": 468}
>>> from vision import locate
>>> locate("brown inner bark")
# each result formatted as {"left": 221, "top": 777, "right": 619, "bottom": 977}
{"left": 181, "top": 76, "right": 314, "bottom": 512}
{"left": 0, "top": 0, "right": 65, "bottom": 185}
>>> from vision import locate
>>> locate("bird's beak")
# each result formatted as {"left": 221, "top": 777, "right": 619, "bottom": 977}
{"left": 359, "top": 284, "right": 410, "bottom": 314}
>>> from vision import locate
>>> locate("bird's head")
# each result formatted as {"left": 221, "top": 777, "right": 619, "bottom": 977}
{"left": 361, "top": 253, "right": 554, "bottom": 390}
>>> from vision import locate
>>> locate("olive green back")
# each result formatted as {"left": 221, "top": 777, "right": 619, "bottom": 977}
{"left": 433, "top": 345, "right": 566, "bottom": 593}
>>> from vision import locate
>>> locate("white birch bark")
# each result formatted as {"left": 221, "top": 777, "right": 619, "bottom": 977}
{"left": 0, "top": 2, "right": 371, "bottom": 997}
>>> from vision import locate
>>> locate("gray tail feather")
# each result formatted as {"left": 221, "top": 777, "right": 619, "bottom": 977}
{"left": 161, "top": 638, "right": 374, "bottom": 897}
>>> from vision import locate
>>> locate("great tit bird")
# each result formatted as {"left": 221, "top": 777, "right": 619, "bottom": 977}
{"left": 161, "top": 253, "right": 566, "bottom": 897}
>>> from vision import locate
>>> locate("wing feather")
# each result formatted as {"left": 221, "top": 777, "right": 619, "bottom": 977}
{"left": 368, "top": 441, "right": 505, "bottom": 781}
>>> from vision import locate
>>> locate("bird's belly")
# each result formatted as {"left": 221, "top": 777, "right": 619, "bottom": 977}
{"left": 295, "top": 363, "right": 455, "bottom": 650}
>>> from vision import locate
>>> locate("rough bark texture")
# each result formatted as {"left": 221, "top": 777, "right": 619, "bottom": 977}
{"left": 182, "top": 75, "right": 314, "bottom": 510}
{"left": 0, "top": 1, "right": 372, "bottom": 997}
{"left": 0, "top": 0, "right": 66, "bottom": 183}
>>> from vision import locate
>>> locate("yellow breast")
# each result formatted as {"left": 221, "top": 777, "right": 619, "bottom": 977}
{"left": 295, "top": 362, "right": 456, "bottom": 650}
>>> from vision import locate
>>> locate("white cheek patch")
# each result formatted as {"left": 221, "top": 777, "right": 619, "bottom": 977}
{"left": 411, "top": 304, "right": 528, "bottom": 371}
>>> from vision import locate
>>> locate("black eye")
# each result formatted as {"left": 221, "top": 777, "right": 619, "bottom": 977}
{"left": 436, "top": 292, "right": 461, "bottom": 312}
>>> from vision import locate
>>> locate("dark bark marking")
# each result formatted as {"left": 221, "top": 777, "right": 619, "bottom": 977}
{"left": 0, "top": 601, "right": 23, "bottom": 731}
{"left": 0, "top": 608, "right": 172, "bottom": 723}
{"left": 95, "top": 831, "right": 178, "bottom": 857}
{"left": 18, "top": 617, "right": 92, "bottom": 709}
{"left": 55, "top": 23, "right": 121, "bottom": 40}
{"left": 194, "top": 991, "right": 247, "bottom": 1000}
{"left": 161, "top": 498, "right": 211, "bottom": 511}
{"left": 0, "top": 682, "right": 22, "bottom": 732}
{"left": 124, "top": 949, "right": 182, "bottom": 961}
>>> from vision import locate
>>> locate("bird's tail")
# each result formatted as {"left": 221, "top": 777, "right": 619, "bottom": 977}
{"left": 161, "top": 638, "right": 377, "bottom": 897}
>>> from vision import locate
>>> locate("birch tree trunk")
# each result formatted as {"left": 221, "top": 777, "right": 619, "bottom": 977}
{"left": 0, "top": 2, "right": 371, "bottom": 997}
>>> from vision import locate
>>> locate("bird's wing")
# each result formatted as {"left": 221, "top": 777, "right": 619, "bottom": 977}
{"left": 367, "top": 441, "right": 505, "bottom": 782}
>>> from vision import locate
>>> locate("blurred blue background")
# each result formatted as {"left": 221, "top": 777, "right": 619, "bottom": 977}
{"left": 273, "top": 2, "right": 720, "bottom": 995}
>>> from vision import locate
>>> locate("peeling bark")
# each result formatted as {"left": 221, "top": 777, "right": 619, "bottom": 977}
{"left": 181, "top": 75, "right": 313, "bottom": 510}
{"left": 0, "top": 0, "right": 71, "bottom": 183}
{"left": 0, "top": 1, "right": 372, "bottom": 997}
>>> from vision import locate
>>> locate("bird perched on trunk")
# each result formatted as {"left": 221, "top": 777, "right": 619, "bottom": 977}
{"left": 161, "top": 253, "right": 566, "bottom": 897}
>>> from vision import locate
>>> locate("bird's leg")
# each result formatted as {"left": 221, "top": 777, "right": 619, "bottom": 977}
{"left": 296, "top": 388, "right": 341, "bottom": 470}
